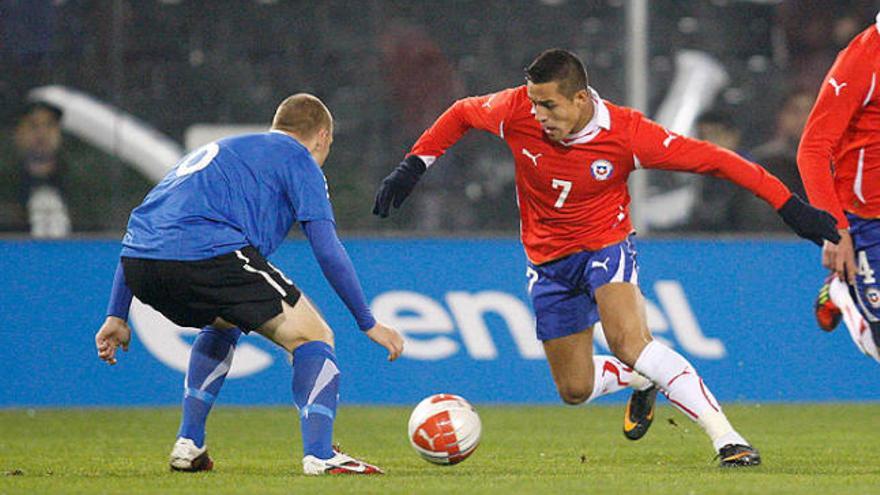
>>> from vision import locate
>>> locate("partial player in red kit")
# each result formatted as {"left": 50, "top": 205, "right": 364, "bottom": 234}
{"left": 375, "top": 49, "right": 840, "bottom": 467}
{"left": 798, "top": 13, "right": 880, "bottom": 363}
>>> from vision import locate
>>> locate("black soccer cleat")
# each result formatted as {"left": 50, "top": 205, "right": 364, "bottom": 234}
{"left": 623, "top": 385, "right": 658, "bottom": 441}
{"left": 717, "top": 444, "right": 761, "bottom": 467}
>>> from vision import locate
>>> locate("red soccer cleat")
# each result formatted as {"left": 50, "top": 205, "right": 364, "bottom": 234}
{"left": 815, "top": 276, "right": 842, "bottom": 332}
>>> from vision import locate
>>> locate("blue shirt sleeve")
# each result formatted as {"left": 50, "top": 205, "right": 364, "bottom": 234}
{"left": 285, "top": 155, "right": 335, "bottom": 223}
{"left": 301, "top": 219, "right": 376, "bottom": 331}
{"left": 106, "top": 260, "right": 133, "bottom": 320}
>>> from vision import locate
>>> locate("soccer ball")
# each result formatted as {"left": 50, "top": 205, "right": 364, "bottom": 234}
{"left": 407, "top": 393, "right": 481, "bottom": 465}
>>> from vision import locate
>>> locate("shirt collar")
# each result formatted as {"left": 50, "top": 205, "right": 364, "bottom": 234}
{"left": 560, "top": 87, "right": 610, "bottom": 146}
{"left": 876, "top": 11, "right": 879, "bottom": 34}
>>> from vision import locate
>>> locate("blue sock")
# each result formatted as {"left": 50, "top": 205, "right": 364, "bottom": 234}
{"left": 178, "top": 326, "right": 242, "bottom": 448}
{"left": 292, "top": 341, "right": 339, "bottom": 460}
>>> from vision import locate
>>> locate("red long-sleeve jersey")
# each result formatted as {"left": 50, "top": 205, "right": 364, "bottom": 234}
{"left": 797, "top": 16, "right": 880, "bottom": 229}
{"left": 410, "top": 85, "right": 791, "bottom": 264}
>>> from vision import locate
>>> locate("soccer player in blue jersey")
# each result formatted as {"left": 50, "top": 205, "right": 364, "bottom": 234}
{"left": 94, "top": 94, "right": 404, "bottom": 475}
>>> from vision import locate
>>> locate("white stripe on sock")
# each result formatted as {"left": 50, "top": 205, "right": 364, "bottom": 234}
{"left": 306, "top": 358, "right": 340, "bottom": 406}
{"left": 200, "top": 344, "right": 235, "bottom": 392}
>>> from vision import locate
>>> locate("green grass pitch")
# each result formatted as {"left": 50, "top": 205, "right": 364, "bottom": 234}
{"left": 1, "top": 404, "right": 878, "bottom": 494}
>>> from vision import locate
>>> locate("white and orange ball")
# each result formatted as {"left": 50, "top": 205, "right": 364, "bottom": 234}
{"left": 407, "top": 394, "right": 482, "bottom": 465}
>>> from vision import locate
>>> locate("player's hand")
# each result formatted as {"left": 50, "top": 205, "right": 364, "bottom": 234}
{"left": 777, "top": 194, "right": 841, "bottom": 246}
{"left": 823, "top": 229, "right": 856, "bottom": 284}
{"left": 365, "top": 322, "right": 405, "bottom": 361}
{"left": 373, "top": 155, "right": 427, "bottom": 217}
{"left": 95, "top": 316, "right": 131, "bottom": 365}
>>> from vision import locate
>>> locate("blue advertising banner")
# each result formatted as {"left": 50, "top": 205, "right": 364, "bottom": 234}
{"left": 0, "top": 239, "right": 877, "bottom": 407}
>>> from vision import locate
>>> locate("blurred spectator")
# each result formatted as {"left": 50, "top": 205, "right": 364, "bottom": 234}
{"left": 0, "top": 98, "right": 153, "bottom": 236}
{"left": 729, "top": 89, "right": 813, "bottom": 232}
{"left": 8, "top": 102, "right": 72, "bottom": 237}
{"left": 379, "top": 20, "right": 471, "bottom": 231}
{"left": 777, "top": 0, "right": 876, "bottom": 90}
{"left": 379, "top": 20, "right": 466, "bottom": 141}
{"left": 751, "top": 89, "right": 813, "bottom": 196}
{"left": 684, "top": 109, "right": 751, "bottom": 231}
{"left": 695, "top": 109, "right": 750, "bottom": 159}
{"left": 4, "top": 0, "right": 863, "bottom": 236}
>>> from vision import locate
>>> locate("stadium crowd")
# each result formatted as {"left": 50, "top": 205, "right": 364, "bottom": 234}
{"left": 0, "top": 0, "right": 874, "bottom": 236}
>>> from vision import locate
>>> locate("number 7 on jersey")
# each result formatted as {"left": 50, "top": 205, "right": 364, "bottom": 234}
{"left": 552, "top": 179, "right": 572, "bottom": 208}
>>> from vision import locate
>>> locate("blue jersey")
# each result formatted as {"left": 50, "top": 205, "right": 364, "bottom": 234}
{"left": 121, "top": 131, "right": 334, "bottom": 260}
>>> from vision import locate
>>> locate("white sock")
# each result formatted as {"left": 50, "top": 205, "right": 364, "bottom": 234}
{"left": 586, "top": 355, "right": 652, "bottom": 402}
{"left": 829, "top": 277, "right": 880, "bottom": 362}
{"left": 634, "top": 341, "right": 747, "bottom": 452}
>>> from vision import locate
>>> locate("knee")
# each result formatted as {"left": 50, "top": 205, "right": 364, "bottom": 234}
{"left": 557, "top": 384, "right": 592, "bottom": 405}
{"left": 308, "top": 332, "right": 335, "bottom": 350}
{"left": 289, "top": 334, "right": 335, "bottom": 354}
{"left": 606, "top": 332, "right": 648, "bottom": 366}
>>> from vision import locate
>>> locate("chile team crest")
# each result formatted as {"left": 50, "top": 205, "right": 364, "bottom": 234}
{"left": 866, "top": 287, "right": 880, "bottom": 308}
{"left": 590, "top": 159, "right": 614, "bottom": 181}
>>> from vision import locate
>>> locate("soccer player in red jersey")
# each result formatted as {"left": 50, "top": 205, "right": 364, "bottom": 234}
{"left": 375, "top": 49, "right": 840, "bottom": 467}
{"left": 798, "top": 12, "right": 880, "bottom": 363}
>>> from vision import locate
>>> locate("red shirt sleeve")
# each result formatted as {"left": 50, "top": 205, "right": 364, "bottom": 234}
{"left": 408, "top": 88, "right": 518, "bottom": 160}
{"left": 630, "top": 111, "right": 792, "bottom": 209}
{"left": 797, "top": 40, "right": 873, "bottom": 229}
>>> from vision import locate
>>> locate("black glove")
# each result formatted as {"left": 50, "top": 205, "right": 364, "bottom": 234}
{"left": 777, "top": 194, "right": 841, "bottom": 246}
{"left": 373, "top": 155, "right": 427, "bottom": 218}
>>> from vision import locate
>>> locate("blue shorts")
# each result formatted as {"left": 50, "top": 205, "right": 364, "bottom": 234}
{"left": 526, "top": 236, "right": 639, "bottom": 342}
{"left": 847, "top": 215, "right": 880, "bottom": 323}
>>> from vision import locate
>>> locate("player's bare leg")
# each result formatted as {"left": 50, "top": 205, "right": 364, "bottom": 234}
{"left": 254, "top": 296, "right": 382, "bottom": 475}
{"left": 543, "top": 328, "right": 650, "bottom": 405}
{"left": 544, "top": 329, "right": 596, "bottom": 404}
{"left": 543, "top": 324, "right": 656, "bottom": 441}
{"left": 596, "top": 282, "right": 760, "bottom": 467}
{"left": 253, "top": 295, "right": 334, "bottom": 351}
{"left": 544, "top": 328, "right": 655, "bottom": 440}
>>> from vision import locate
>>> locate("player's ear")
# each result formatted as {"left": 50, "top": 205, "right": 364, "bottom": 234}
{"left": 320, "top": 127, "right": 333, "bottom": 149}
{"left": 572, "top": 88, "right": 590, "bottom": 105}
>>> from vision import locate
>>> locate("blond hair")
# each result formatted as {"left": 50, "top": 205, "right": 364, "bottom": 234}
{"left": 271, "top": 93, "right": 332, "bottom": 139}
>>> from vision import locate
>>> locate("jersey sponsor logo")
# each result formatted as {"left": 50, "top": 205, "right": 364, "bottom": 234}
{"left": 130, "top": 284, "right": 721, "bottom": 370}
{"left": 482, "top": 92, "right": 498, "bottom": 109}
{"left": 662, "top": 129, "right": 679, "bottom": 148}
{"left": 591, "top": 257, "right": 611, "bottom": 272}
{"left": 590, "top": 159, "right": 614, "bottom": 180}
{"left": 866, "top": 287, "right": 880, "bottom": 308}
{"left": 370, "top": 282, "right": 725, "bottom": 361}
{"left": 521, "top": 147, "right": 543, "bottom": 167}
{"left": 828, "top": 77, "right": 847, "bottom": 96}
